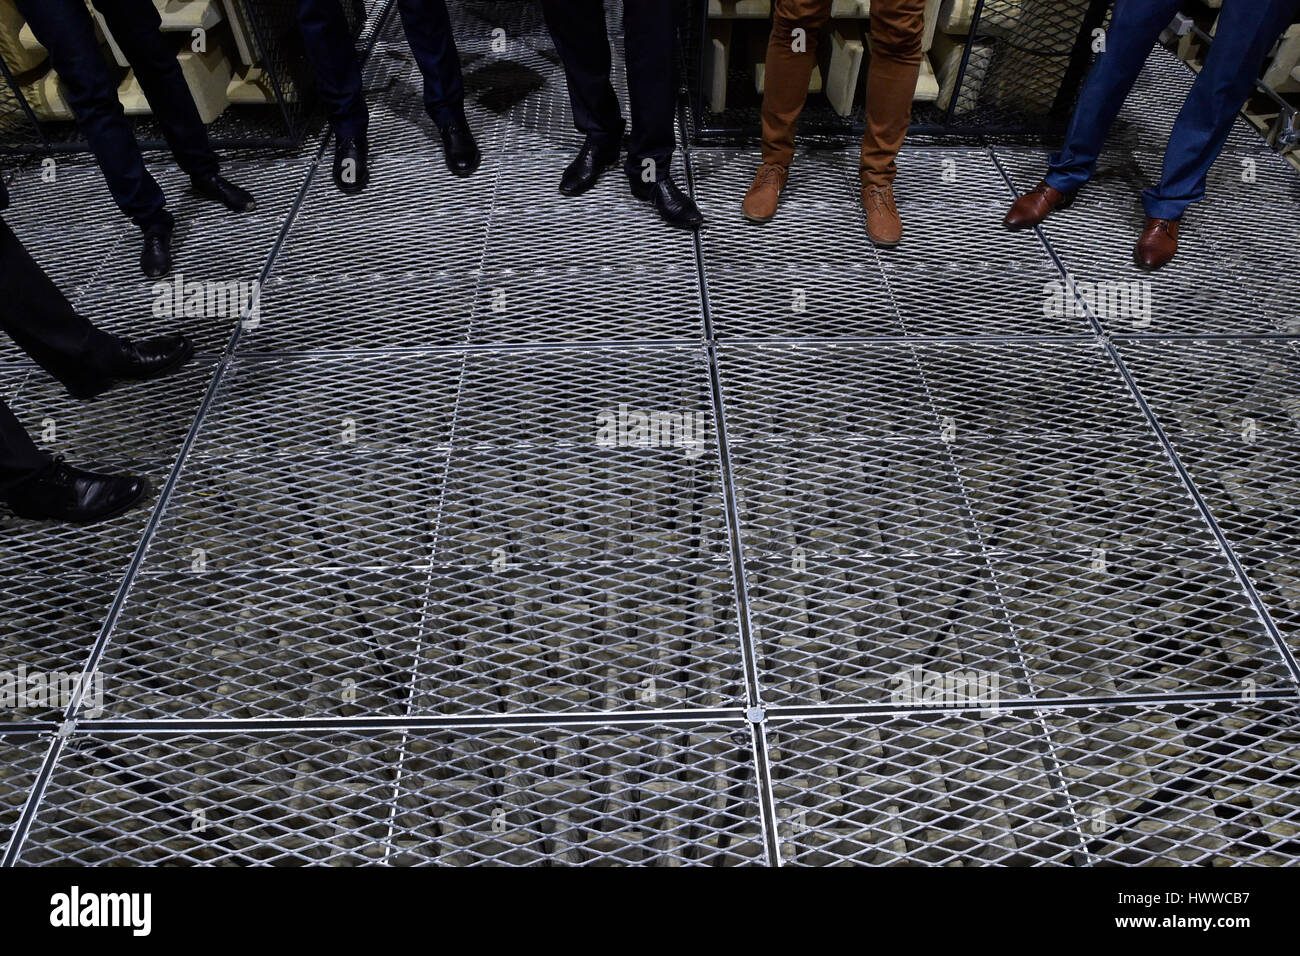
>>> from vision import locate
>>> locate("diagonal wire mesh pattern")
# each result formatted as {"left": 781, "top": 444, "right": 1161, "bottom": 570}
{"left": 15, "top": 722, "right": 764, "bottom": 866}
{"left": 2, "top": 3, "right": 1300, "bottom": 865}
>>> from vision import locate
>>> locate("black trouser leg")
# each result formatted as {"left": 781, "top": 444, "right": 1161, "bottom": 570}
{"left": 296, "top": 0, "right": 370, "bottom": 139}
{"left": 540, "top": 0, "right": 625, "bottom": 144}
{"left": 0, "top": 399, "right": 50, "bottom": 495}
{"left": 621, "top": 0, "right": 677, "bottom": 180}
{"left": 14, "top": 0, "right": 170, "bottom": 229}
{"left": 0, "top": 221, "right": 120, "bottom": 394}
{"left": 394, "top": 0, "right": 466, "bottom": 128}
{"left": 91, "top": 0, "right": 221, "bottom": 180}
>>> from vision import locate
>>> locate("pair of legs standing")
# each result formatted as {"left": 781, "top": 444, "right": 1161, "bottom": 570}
{"left": 744, "top": 0, "right": 927, "bottom": 246}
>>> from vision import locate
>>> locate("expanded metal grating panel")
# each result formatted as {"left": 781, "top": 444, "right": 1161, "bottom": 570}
{"left": 17, "top": 723, "right": 764, "bottom": 866}
{"left": 3, "top": 3, "right": 1300, "bottom": 866}
{"left": 767, "top": 700, "right": 1300, "bottom": 866}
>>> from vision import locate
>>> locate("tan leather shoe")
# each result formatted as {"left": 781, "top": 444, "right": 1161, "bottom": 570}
{"left": 862, "top": 184, "right": 902, "bottom": 247}
{"left": 1135, "top": 217, "right": 1180, "bottom": 270}
{"left": 1003, "top": 180, "right": 1075, "bottom": 230}
{"left": 742, "top": 163, "right": 787, "bottom": 223}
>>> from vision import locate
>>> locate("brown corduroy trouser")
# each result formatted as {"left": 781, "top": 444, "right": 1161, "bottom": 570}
{"left": 761, "top": 0, "right": 926, "bottom": 187}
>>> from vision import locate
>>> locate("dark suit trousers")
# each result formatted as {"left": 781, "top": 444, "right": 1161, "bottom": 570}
{"left": 540, "top": 0, "right": 678, "bottom": 180}
{"left": 0, "top": 218, "right": 121, "bottom": 491}
{"left": 297, "top": 0, "right": 466, "bottom": 136}
{"left": 16, "top": 0, "right": 220, "bottom": 230}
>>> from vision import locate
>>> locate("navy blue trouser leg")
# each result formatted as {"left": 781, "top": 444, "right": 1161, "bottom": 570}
{"left": 296, "top": 0, "right": 369, "bottom": 140}
{"left": 540, "top": 0, "right": 625, "bottom": 145}
{"left": 91, "top": 0, "right": 220, "bottom": 180}
{"left": 1145, "top": 0, "right": 1300, "bottom": 219}
{"left": 15, "top": 0, "right": 171, "bottom": 228}
{"left": 394, "top": 0, "right": 465, "bottom": 129}
{"left": 1045, "top": 0, "right": 1183, "bottom": 197}
{"left": 540, "top": 0, "right": 676, "bottom": 180}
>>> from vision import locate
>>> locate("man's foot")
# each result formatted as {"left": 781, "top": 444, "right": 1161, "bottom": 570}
{"left": 1003, "top": 180, "right": 1075, "bottom": 230}
{"left": 1135, "top": 217, "right": 1180, "bottom": 270}
{"left": 438, "top": 114, "right": 481, "bottom": 176}
{"left": 191, "top": 173, "right": 256, "bottom": 213}
{"left": 742, "top": 163, "right": 787, "bottom": 223}
{"left": 5, "top": 458, "right": 149, "bottom": 524}
{"left": 140, "top": 221, "right": 173, "bottom": 279}
{"left": 630, "top": 173, "right": 704, "bottom": 230}
{"left": 332, "top": 136, "right": 370, "bottom": 194}
{"left": 559, "top": 136, "right": 621, "bottom": 196}
{"left": 861, "top": 184, "right": 902, "bottom": 247}
{"left": 68, "top": 333, "right": 196, "bottom": 400}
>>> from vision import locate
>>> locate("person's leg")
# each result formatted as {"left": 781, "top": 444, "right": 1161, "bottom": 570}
{"left": 297, "top": 0, "right": 370, "bottom": 139}
{"left": 0, "top": 221, "right": 120, "bottom": 394}
{"left": 620, "top": 0, "right": 676, "bottom": 183}
{"left": 394, "top": 0, "right": 465, "bottom": 128}
{"left": 859, "top": 0, "right": 926, "bottom": 189}
{"left": 90, "top": 0, "right": 220, "bottom": 180}
{"left": 0, "top": 401, "right": 52, "bottom": 496}
{"left": 540, "top": 0, "right": 625, "bottom": 144}
{"left": 760, "top": 0, "right": 832, "bottom": 168}
{"left": 1144, "top": 0, "right": 1300, "bottom": 219}
{"left": 14, "top": 0, "right": 169, "bottom": 230}
{"left": 1045, "top": 0, "right": 1184, "bottom": 195}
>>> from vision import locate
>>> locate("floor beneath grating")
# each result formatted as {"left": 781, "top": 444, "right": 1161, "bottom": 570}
{"left": 1, "top": 2, "right": 1299, "bottom": 866}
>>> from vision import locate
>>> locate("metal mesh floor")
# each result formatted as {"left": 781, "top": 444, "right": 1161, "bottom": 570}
{"left": 2, "top": 3, "right": 1299, "bottom": 866}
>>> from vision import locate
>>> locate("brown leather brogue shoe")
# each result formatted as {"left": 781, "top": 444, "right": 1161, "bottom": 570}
{"left": 742, "top": 163, "right": 787, "bottom": 223}
{"left": 1135, "top": 217, "right": 1180, "bottom": 270}
{"left": 1003, "top": 180, "right": 1075, "bottom": 230}
{"left": 862, "top": 184, "right": 902, "bottom": 247}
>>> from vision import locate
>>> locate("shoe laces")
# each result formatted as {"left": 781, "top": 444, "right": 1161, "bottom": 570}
{"left": 1150, "top": 218, "right": 1175, "bottom": 234}
{"left": 863, "top": 185, "right": 897, "bottom": 215}
{"left": 36, "top": 454, "right": 73, "bottom": 488}
{"left": 755, "top": 164, "right": 784, "bottom": 189}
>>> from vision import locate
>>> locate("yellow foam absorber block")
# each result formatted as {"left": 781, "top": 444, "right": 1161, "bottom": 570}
{"left": 226, "top": 65, "right": 276, "bottom": 104}
{"left": 923, "top": 0, "right": 941, "bottom": 52}
{"left": 1264, "top": 23, "right": 1300, "bottom": 92}
{"left": 0, "top": 0, "right": 44, "bottom": 72}
{"left": 931, "top": 28, "right": 990, "bottom": 112}
{"left": 118, "top": 44, "right": 232, "bottom": 122}
{"left": 17, "top": 22, "right": 45, "bottom": 54}
{"left": 220, "top": 0, "right": 259, "bottom": 65}
{"left": 708, "top": 0, "right": 770, "bottom": 16}
{"left": 826, "top": 22, "right": 864, "bottom": 117}
{"left": 154, "top": 0, "right": 224, "bottom": 32}
{"left": 914, "top": 51, "right": 939, "bottom": 102}
{"left": 20, "top": 67, "right": 75, "bottom": 120}
{"left": 704, "top": 18, "right": 731, "bottom": 113}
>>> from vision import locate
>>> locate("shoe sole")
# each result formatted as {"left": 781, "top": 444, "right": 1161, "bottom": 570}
{"left": 743, "top": 210, "right": 776, "bottom": 224}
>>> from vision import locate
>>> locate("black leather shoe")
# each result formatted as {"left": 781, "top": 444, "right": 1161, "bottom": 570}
{"left": 140, "top": 221, "right": 173, "bottom": 279}
{"left": 333, "top": 136, "right": 370, "bottom": 194}
{"left": 560, "top": 136, "right": 621, "bottom": 197}
{"left": 629, "top": 173, "right": 704, "bottom": 230}
{"left": 68, "top": 333, "right": 196, "bottom": 400}
{"left": 5, "top": 458, "right": 149, "bottom": 524}
{"left": 438, "top": 114, "right": 481, "bottom": 176}
{"left": 191, "top": 172, "right": 256, "bottom": 212}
